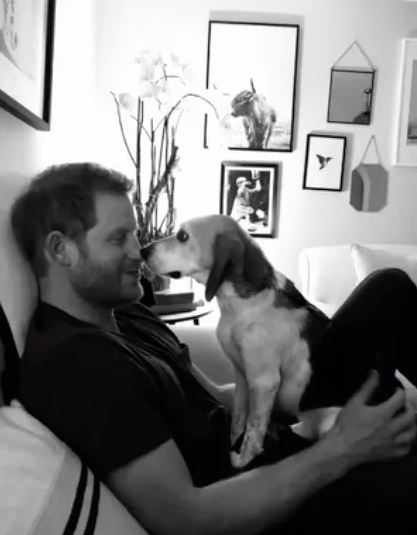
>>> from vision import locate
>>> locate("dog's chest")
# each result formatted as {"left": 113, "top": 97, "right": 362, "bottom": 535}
{"left": 217, "top": 292, "right": 309, "bottom": 371}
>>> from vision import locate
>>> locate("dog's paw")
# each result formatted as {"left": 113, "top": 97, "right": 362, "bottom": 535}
{"left": 231, "top": 451, "right": 248, "bottom": 469}
{"left": 230, "top": 440, "right": 264, "bottom": 469}
{"left": 230, "top": 426, "right": 244, "bottom": 446}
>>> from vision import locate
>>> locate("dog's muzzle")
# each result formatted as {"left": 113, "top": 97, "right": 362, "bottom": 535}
{"left": 140, "top": 244, "right": 153, "bottom": 261}
{"left": 167, "top": 271, "right": 182, "bottom": 279}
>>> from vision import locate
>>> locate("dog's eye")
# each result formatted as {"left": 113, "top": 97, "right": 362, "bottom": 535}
{"left": 176, "top": 229, "right": 189, "bottom": 243}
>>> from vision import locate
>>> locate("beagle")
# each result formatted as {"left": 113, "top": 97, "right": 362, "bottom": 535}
{"left": 141, "top": 215, "right": 355, "bottom": 468}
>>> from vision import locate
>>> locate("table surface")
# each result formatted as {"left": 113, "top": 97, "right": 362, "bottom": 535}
{"left": 159, "top": 303, "right": 212, "bottom": 324}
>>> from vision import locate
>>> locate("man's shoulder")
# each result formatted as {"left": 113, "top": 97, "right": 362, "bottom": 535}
{"left": 22, "top": 303, "right": 130, "bottom": 367}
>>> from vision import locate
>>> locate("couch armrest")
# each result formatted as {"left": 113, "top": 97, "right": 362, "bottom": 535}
{"left": 171, "top": 324, "right": 233, "bottom": 384}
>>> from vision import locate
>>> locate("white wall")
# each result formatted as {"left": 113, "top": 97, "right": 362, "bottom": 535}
{"left": 95, "top": 0, "right": 417, "bottom": 285}
{"left": 1, "top": 0, "right": 417, "bottom": 293}
{"left": 0, "top": 0, "right": 99, "bottom": 351}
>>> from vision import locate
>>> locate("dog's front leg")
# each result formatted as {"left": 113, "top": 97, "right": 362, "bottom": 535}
{"left": 230, "top": 368, "right": 248, "bottom": 447}
{"left": 232, "top": 350, "right": 281, "bottom": 469}
{"left": 216, "top": 321, "right": 248, "bottom": 448}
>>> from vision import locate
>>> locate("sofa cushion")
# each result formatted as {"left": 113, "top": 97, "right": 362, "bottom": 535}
{"left": 299, "top": 244, "right": 417, "bottom": 317}
{"left": 0, "top": 304, "right": 20, "bottom": 406}
{"left": 351, "top": 244, "right": 417, "bottom": 285}
{"left": 0, "top": 175, "right": 38, "bottom": 358}
{"left": 0, "top": 402, "right": 148, "bottom": 535}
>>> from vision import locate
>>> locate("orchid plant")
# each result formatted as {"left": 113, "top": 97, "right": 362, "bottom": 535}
{"left": 111, "top": 50, "right": 218, "bottom": 246}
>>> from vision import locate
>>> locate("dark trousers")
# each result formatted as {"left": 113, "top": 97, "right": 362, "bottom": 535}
{"left": 271, "top": 269, "right": 417, "bottom": 533}
{"left": 302, "top": 267, "right": 417, "bottom": 409}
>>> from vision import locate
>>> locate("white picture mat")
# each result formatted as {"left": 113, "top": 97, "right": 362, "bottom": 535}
{"left": 393, "top": 38, "right": 417, "bottom": 166}
{"left": 207, "top": 22, "right": 298, "bottom": 150}
{"left": 0, "top": 0, "right": 48, "bottom": 116}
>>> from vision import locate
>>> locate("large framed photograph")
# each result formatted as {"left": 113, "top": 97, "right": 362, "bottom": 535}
{"left": 393, "top": 38, "right": 417, "bottom": 166}
{"left": 0, "top": 0, "right": 56, "bottom": 130}
{"left": 220, "top": 161, "right": 279, "bottom": 237}
{"left": 205, "top": 21, "right": 299, "bottom": 152}
{"left": 303, "top": 134, "right": 347, "bottom": 191}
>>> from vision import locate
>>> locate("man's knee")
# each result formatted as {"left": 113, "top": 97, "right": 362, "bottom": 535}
{"left": 364, "top": 267, "right": 415, "bottom": 292}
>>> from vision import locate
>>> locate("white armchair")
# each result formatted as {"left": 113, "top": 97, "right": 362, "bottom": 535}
{"left": 298, "top": 243, "right": 417, "bottom": 407}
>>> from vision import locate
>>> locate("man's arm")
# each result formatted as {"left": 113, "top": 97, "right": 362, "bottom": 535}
{"left": 107, "top": 372, "right": 417, "bottom": 535}
{"left": 191, "top": 362, "right": 235, "bottom": 411}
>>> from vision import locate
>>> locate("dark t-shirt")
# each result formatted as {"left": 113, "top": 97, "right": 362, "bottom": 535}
{"left": 19, "top": 301, "right": 232, "bottom": 486}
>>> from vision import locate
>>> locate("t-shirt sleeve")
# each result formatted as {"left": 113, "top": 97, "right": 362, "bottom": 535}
{"left": 41, "top": 333, "right": 172, "bottom": 478}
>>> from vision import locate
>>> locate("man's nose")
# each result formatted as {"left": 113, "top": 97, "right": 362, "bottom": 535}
{"left": 126, "top": 235, "right": 142, "bottom": 260}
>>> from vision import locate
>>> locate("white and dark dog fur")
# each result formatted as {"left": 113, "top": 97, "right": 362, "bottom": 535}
{"left": 141, "top": 215, "right": 395, "bottom": 468}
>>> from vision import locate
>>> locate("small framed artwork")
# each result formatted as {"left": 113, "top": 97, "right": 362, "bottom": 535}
{"left": 302, "top": 134, "right": 347, "bottom": 191}
{"left": 0, "top": 0, "right": 56, "bottom": 130}
{"left": 393, "top": 38, "right": 417, "bottom": 166}
{"left": 205, "top": 21, "right": 299, "bottom": 152}
{"left": 220, "top": 161, "right": 279, "bottom": 237}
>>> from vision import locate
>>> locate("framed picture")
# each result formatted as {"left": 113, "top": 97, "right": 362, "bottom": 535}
{"left": 0, "top": 0, "right": 56, "bottom": 130}
{"left": 327, "top": 68, "right": 375, "bottom": 125}
{"left": 393, "top": 38, "right": 417, "bottom": 166}
{"left": 205, "top": 21, "right": 299, "bottom": 152}
{"left": 220, "top": 161, "right": 279, "bottom": 237}
{"left": 302, "top": 134, "right": 347, "bottom": 191}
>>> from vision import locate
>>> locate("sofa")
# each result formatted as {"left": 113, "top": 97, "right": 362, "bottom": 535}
{"left": 299, "top": 242, "right": 417, "bottom": 404}
{"left": 2, "top": 240, "right": 417, "bottom": 534}
{"left": 0, "top": 304, "right": 231, "bottom": 535}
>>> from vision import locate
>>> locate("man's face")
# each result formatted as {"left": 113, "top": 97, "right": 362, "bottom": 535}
{"left": 69, "top": 193, "right": 143, "bottom": 307}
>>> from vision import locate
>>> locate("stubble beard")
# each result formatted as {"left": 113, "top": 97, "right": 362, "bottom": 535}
{"left": 70, "top": 259, "right": 143, "bottom": 309}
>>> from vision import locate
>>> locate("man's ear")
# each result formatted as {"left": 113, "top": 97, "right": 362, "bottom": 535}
{"left": 205, "top": 234, "right": 244, "bottom": 301}
{"left": 44, "top": 231, "right": 80, "bottom": 267}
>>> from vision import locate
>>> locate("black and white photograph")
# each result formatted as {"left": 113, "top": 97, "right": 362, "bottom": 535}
{"left": 394, "top": 38, "right": 417, "bottom": 166}
{"left": 0, "top": 0, "right": 55, "bottom": 130}
{"left": 220, "top": 161, "right": 279, "bottom": 237}
{"left": 408, "top": 60, "right": 417, "bottom": 144}
{"left": 205, "top": 21, "right": 299, "bottom": 152}
{"left": 303, "top": 133, "right": 347, "bottom": 191}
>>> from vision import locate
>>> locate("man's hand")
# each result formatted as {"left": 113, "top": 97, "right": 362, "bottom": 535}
{"left": 325, "top": 370, "right": 417, "bottom": 467}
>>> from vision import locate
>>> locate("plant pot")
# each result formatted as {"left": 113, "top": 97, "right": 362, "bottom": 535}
{"left": 151, "top": 274, "right": 171, "bottom": 292}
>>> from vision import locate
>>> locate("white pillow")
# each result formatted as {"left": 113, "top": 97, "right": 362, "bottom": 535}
{"left": 351, "top": 244, "right": 417, "bottom": 285}
{"left": 0, "top": 402, "right": 148, "bottom": 535}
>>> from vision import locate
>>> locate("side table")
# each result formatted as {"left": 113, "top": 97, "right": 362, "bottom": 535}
{"left": 159, "top": 303, "right": 212, "bottom": 325}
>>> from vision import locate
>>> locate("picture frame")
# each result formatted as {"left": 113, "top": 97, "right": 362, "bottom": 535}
{"left": 302, "top": 134, "right": 347, "bottom": 191}
{"left": 393, "top": 38, "right": 417, "bottom": 166}
{"left": 220, "top": 161, "right": 279, "bottom": 238}
{"left": 205, "top": 21, "right": 299, "bottom": 152}
{"left": 327, "top": 68, "right": 375, "bottom": 125}
{"left": 0, "top": 0, "right": 56, "bottom": 130}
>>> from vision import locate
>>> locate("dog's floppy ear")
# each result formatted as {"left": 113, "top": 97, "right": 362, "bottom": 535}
{"left": 205, "top": 234, "right": 244, "bottom": 301}
{"left": 241, "top": 237, "right": 274, "bottom": 292}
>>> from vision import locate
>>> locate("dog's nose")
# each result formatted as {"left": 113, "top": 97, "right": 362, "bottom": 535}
{"left": 140, "top": 244, "right": 153, "bottom": 261}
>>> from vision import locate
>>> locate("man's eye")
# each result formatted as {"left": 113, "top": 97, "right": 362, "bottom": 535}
{"left": 112, "top": 236, "right": 125, "bottom": 244}
{"left": 176, "top": 229, "right": 189, "bottom": 243}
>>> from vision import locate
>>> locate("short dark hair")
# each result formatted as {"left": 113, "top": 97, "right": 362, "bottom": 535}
{"left": 10, "top": 162, "right": 133, "bottom": 277}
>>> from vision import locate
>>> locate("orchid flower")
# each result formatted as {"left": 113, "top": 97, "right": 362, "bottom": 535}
{"left": 111, "top": 49, "right": 219, "bottom": 245}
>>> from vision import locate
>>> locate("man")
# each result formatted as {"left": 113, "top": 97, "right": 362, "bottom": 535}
{"left": 12, "top": 163, "right": 417, "bottom": 534}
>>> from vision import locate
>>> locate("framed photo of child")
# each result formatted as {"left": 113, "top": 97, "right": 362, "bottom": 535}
{"left": 220, "top": 161, "right": 279, "bottom": 238}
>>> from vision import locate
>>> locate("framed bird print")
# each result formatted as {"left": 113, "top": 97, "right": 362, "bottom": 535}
{"left": 302, "top": 134, "right": 347, "bottom": 191}
{"left": 205, "top": 21, "right": 299, "bottom": 152}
